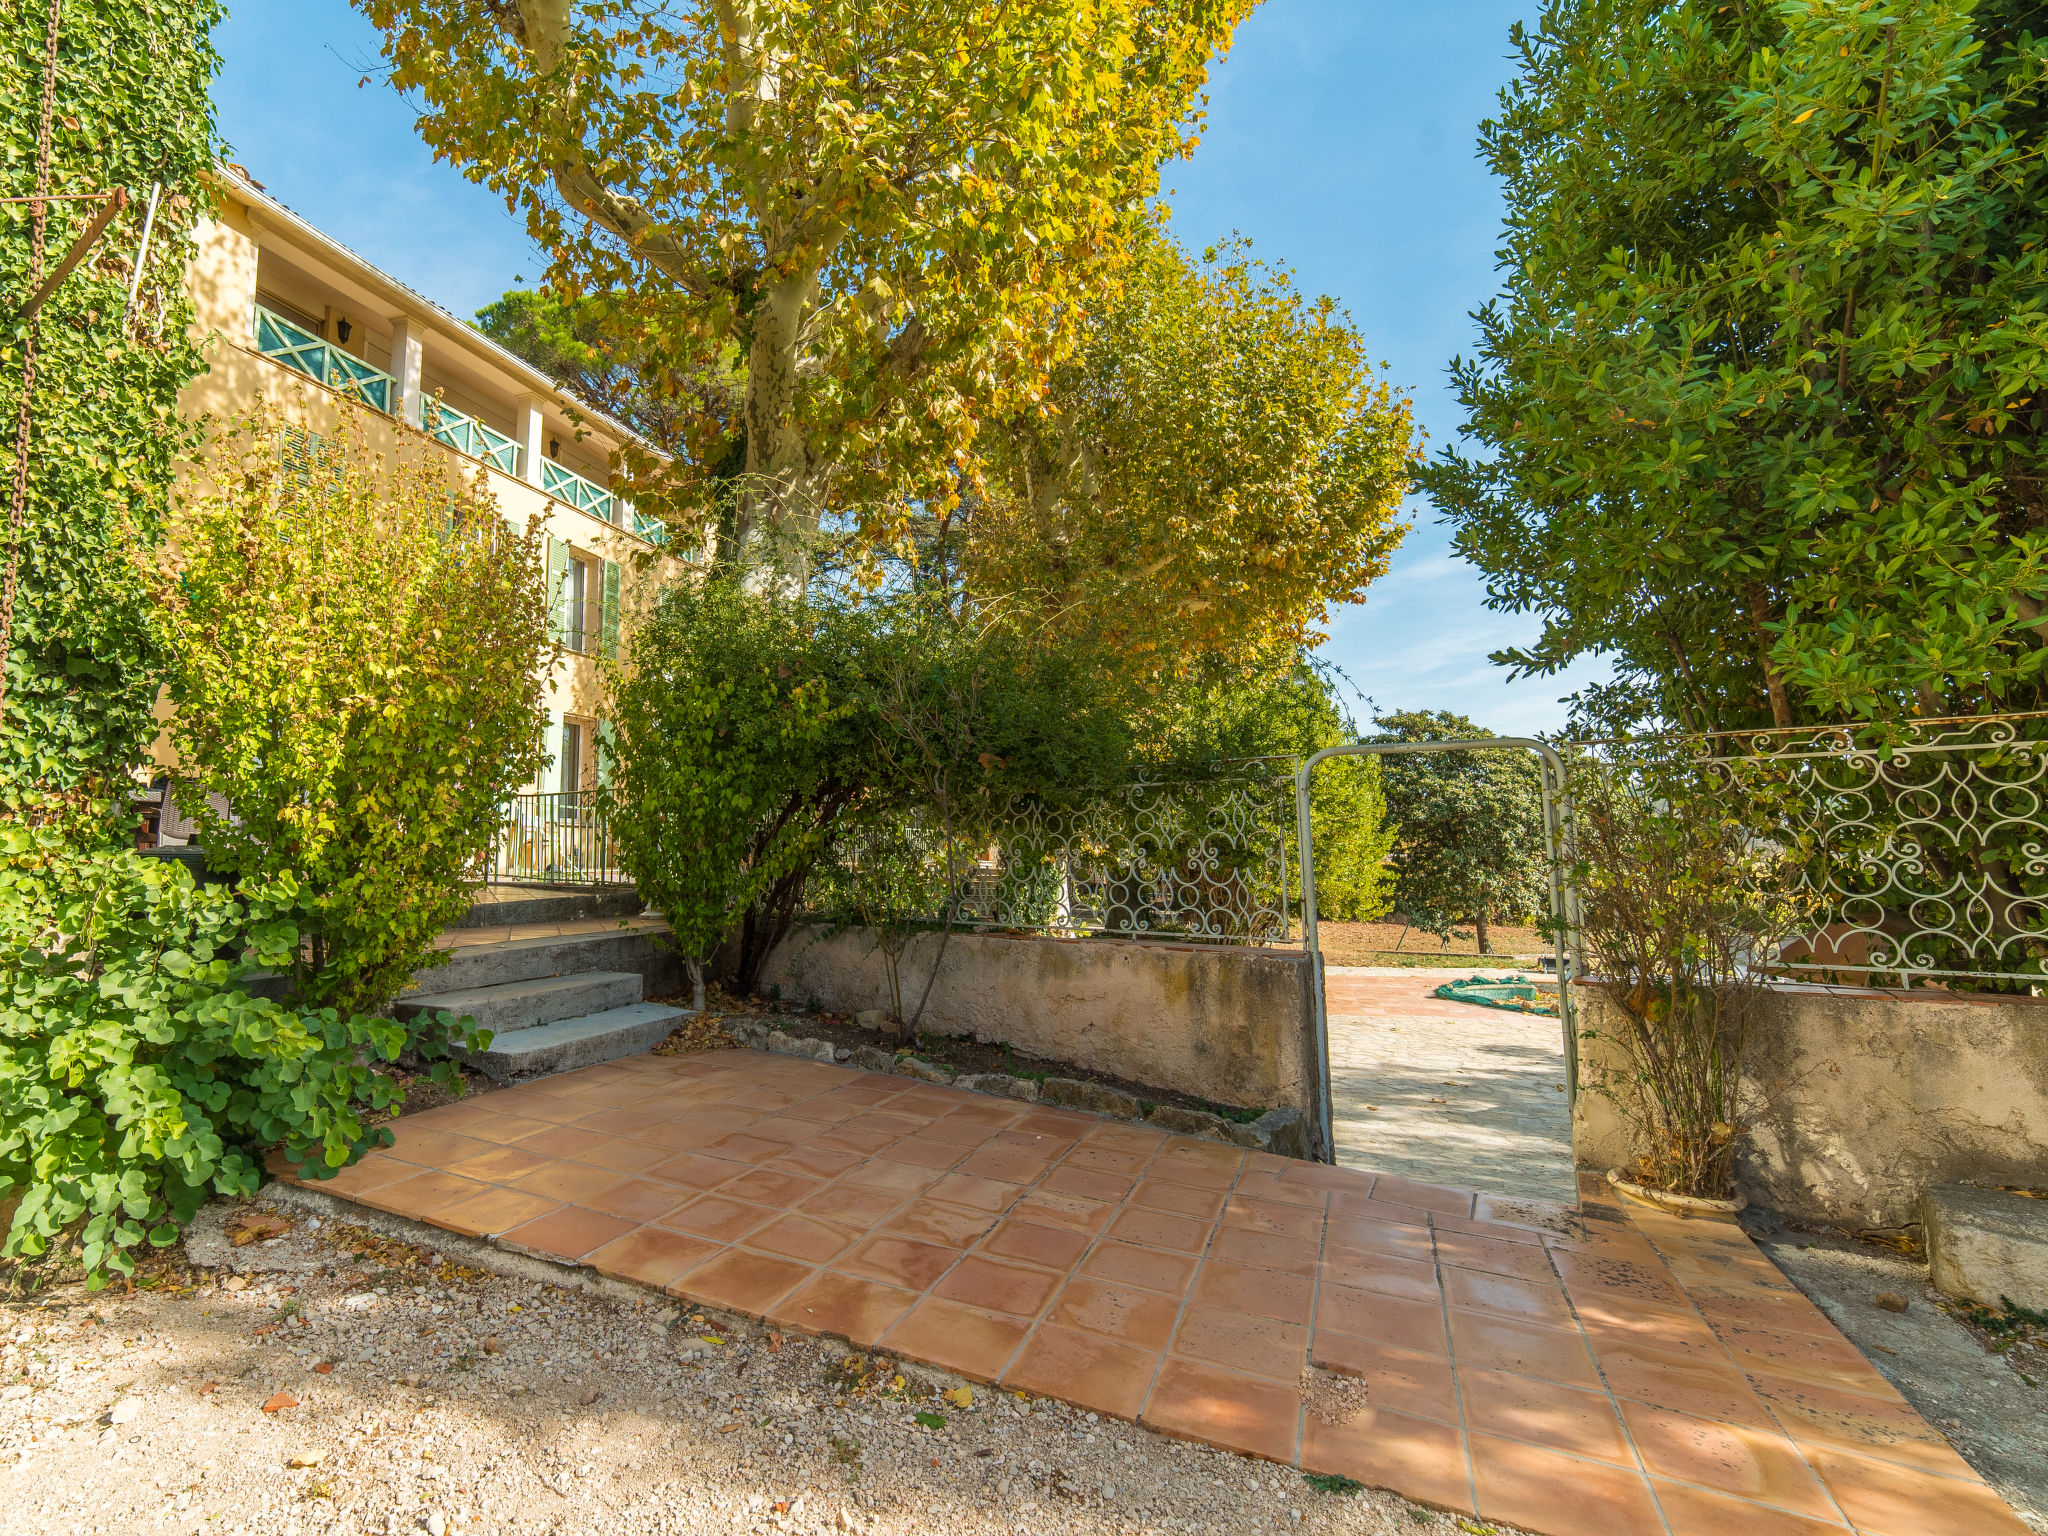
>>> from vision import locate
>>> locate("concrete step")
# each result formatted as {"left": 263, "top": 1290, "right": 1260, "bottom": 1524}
{"left": 1922, "top": 1184, "right": 2048, "bottom": 1312}
{"left": 392, "top": 971, "right": 643, "bottom": 1036}
{"left": 407, "top": 929, "right": 680, "bottom": 999}
{"left": 455, "top": 885, "right": 644, "bottom": 930}
{"left": 467, "top": 1002, "right": 692, "bottom": 1082}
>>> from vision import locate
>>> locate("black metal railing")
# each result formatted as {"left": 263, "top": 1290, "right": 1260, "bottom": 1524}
{"left": 485, "top": 790, "right": 631, "bottom": 888}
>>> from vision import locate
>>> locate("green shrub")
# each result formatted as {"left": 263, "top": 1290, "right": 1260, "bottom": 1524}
{"left": 0, "top": 824, "right": 477, "bottom": 1287}
{"left": 154, "top": 399, "right": 553, "bottom": 1016}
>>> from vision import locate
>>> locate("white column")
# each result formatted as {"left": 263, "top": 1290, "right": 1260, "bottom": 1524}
{"left": 387, "top": 316, "right": 425, "bottom": 428}
{"left": 517, "top": 398, "right": 547, "bottom": 487}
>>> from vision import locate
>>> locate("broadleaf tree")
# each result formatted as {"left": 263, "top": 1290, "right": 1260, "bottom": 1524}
{"left": 359, "top": 0, "right": 1255, "bottom": 570}
{"left": 1423, "top": 0, "right": 2048, "bottom": 734}
{"left": 1373, "top": 710, "right": 1550, "bottom": 955}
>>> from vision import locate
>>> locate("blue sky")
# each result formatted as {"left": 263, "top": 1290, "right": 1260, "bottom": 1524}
{"left": 211, "top": 0, "right": 1609, "bottom": 736}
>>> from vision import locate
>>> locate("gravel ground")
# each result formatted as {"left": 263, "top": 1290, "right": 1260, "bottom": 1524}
{"left": 0, "top": 1193, "right": 1474, "bottom": 1536}
{"left": 1744, "top": 1207, "right": 2048, "bottom": 1532}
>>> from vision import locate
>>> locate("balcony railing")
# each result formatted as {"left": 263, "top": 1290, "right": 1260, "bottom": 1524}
{"left": 254, "top": 305, "right": 394, "bottom": 413}
{"left": 485, "top": 790, "right": 631, "bottom": 887}
{"left": 543, "top": 459, "right": 615, "bottom": 523}
{"left": 425, "top": 398, "right": 521, "bottom": 475}
{"left": 630, "top": 507, "right": 670, "bottom": 546}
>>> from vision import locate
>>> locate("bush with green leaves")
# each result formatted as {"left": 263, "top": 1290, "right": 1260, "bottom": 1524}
{"left": 0, "top": 0, "right": 221, "bottom": 807}
{"left": 0, "top": 825, "right": 479, "bottom": 1288}
{"left": 154, "top": 400, "right": 553, "bottom": 1016}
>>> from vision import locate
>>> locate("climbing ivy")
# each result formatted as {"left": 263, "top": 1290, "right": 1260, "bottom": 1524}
{"left": 0, "top": 0, "right": 221, "bottom": 810}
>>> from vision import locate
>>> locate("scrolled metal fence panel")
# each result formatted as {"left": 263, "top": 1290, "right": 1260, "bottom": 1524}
{"left": 1690, "top": 713, "right": 2048, "bottom": 986}
{"left": 810, "top": 759, "right": 1299, "bottom": 946}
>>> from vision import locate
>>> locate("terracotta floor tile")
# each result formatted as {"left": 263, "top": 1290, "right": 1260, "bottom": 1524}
{"left": 646, "top": 1152, "right": 748, "bottom": 1192}
{"left": 1594, "top": 1341, "right": 1779, "bottom": 1429}
{"left": 769, "top": 1270, "right": 920, "bottom": 1347}
{"left": 369, "top": 1170, "right": 495, "bottom": 1221}
{"left": 303, "top": 1153, "right": 418, "bottom": 1198}
{"left": 1553, "top": 1247, "right": 1695, "bottom": 1313}
{"left": 1445, "top": 1311, "right": 1596, "bottom": 1386}
{"left": 577, "top": 1138, "right": 679, "bottom": 1175}
{"left": 586, "top": 1226, "right": 720, "bottom": 1291}
{"left": 1576, "top": 1293, "right": 1728, "bottom": 1363}
{"left": 1327, "top": 1192, "right": 1434, "bottom": 1229}
{"left": 877, "top": 1136, "right": 968, "bottom": 1172}
{"left": 937, "top": 1100, "right": 1025, "bottom": 1129}
{"left": 718, "top": 1166, "right": 826, "bottom": 1209}
{"left": 1079, "top": 1121, "right": 1170, "bottom": 1154}
{"left": 921, "top": 1117, "right": 1001, "bottom": 1150}
{"left": 1209, "top": 1226, "right": 1321, "bottom": 1277}
{"left": 1469, "top": 1433, "right": 1666, "bottom": 1536}
{"left": 705, "top": 1133, "right": 789, "bottom": 1165}
{"left": 1691, "top": 1286, "right": 1841, "bottom": 1339}
{"left": 1435, "top": 1229, "right": 1559, "bottom": 1284}
{"left": 1220, "top": 1195, "right": 1323, "bottom": 1242}
{"left": 836, "top": 1234, "right": 959, "bottom": 1293}
{"left": 1002, "top": 1325, "right": 1160, "bottom": 1421}
{"left": 579, "top": 1178, "right": 694, "bottom": 1224}
{"left": 882, "top": 1200, "right": 999, "bottom": 1249}
{"left": 1619, "top": 1402, "right": 1841, "bottom": 1521}
{"left": 1805, "top": 1445, "right": 2034, "bottom": 1536}
{"left": 1191, "top": 1261, "right": 1315, "bottom": 1325}
{"left": 1170, "top": 1304, "right": 1309, "bottom": 1383}
{"left": 880, "top": 1298, "right": 1030, "bottom": 1383}
{"left": 1144, "top": 1155, "right": 1242, "bottom": 1194}
{"left": 577, "top": 1107, "right": 670, "bottom": 1136}
{"left": 1459, "top": 1366, "right": 1635, "bottom": 1465}
{"left": 500, "top": 1204, "right": 641, "bottom": 1262}
{"left": 745, "top": 1213, "right": 862, "bottom": 1265}
{"left": 767, "top": 1144, "right": 865, "bottom": 1181}
{"left": 798, "top": 1183, "right": 905, "bottom": 1229}
{"left": 1652, "top": 1479, "right": 1851, "bottom": 1536}
{"left": 1106, "top": 1207, "right": 1213, "bottom": 1255}
{"left": 1749, "top": 1373, "right": 1976, "bottom": 1479}
{"left": 844, "top": 1111, "right": 927, "bottom": 1138}
{"left": 809, "top": 1128, "right": 898, "bottom": 1157}
{"left": 1141, "top": 1359, "right": 1300, "bottom": 1464}
{"left": 1370, "top": 1175, "right": 1476, "bottom": 1218}
{"left": 1011, "top": 1191, "right": 1117, "bottom": 1236}
{"left": 981, "top": 1218, "right": 1091, "bottom": 1272}
{"left": 1714, "top": 1321, "right": 1897, "bottom": 1397}
{"left": 1308, "top": 1331, "right": 1458, "bottom": 1422}
{"left": 678, "top": 1247, "right": 813, "bottom": 1318}
{"left": 840, "top": 1160, "right": 941, "bottom": 1197}
{"left": 1079, "top": 1239, "right": 1200, "bottom": 1297}
{"left": 1442, "top": 1265, "right": 1578, "bottom": 1327}
{"left": 383, "top": 1128, "right": 498, "bottom": 1167}
{"left": 1065, "top": 1146, "right": 1150, "bottom": 1179}
{"left": 662, "top": 1195, "right": 778, "bottom": 1245}
{"left": 1050, "top": 1277, "right": 1184, "bottom": 1351}
{"left": 459, "top": 1113, "right": 559, "bottom": 1146}
{"left": 924, "top": 1173, "right": 1026, "bottom": 1214}
{"left": 1130, "top": 1179, "right": 1226, "bottom": 1222}
{"left": 1015, "top": 1109, "right": 1098, "bottom": 1139}
{"left": 743, "top": 1114, "right": 820, "bottom": 1146}
{"left": 433, "top": 1185, "right": 563, "bottom": 1238}
{"left": 1299, "top": 1403, "right": 1473, "bottom": 1514}
{"left": 1320, "top": 1216, "right": 1427, "bottom": 1262}
{"left": 634, "top": 1121, "right": 731, "bottom": 1152}
{"left": 1043, "top": 1165, "right": 1136, "bottom": 1204}
{"left": 727, "top": 1088, "right": 801, "bottom": 1112}
{"left": 1318, "top": 1286, "right": 1449, "bottom": 1357}
{"left": 955, "top": 1148, "right": 1055, "bottom": 1184}
{"left": 1321, "top": 1247, "right": 1441, "bottom": 1303}
{"left": 934, "top": 1255, "right": 1062, "bottom": 1318}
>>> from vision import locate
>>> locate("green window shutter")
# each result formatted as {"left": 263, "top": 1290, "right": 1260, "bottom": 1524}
{"left": 601, "top": 559, "right": 621, "bottom": 659}
{"left": 541, "top": 707, "right": 561, "bottom": 790}
{"left": 546, "top": 538, "right": 569, "bottom": 642}
{"left": 597, "top": 718, "right": 617, "bottom": 787}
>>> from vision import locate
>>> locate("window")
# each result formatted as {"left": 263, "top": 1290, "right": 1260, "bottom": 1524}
{"left": 559, "top": 720, "right": 584, "bottom": 796}
{"left": 565, "top": 556, "right": 591, "bottom": 652}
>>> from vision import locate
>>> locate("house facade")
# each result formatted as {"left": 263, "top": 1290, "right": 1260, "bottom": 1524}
{"left": 162, "top": 166, "right": 687, "bottom": 867}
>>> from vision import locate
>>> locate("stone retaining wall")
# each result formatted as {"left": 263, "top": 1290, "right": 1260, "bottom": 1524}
{"left": 758, "top": 925, "right": 1319, "bottom": 1128}
{"left": 1573, "top": 982, "right": 2048, "bottom": 1230}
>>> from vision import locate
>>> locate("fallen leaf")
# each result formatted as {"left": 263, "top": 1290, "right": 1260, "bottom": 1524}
{"left": 313, "top": 1363, "right": 334, "bottom": 1376}
{"left": 287, "top": 1449, "right": 326, "bottom": 1468}
{"left": 482, "top": 1337, "right": 502, "bottom": 1355}
{"left": 229, "top": 1213, "right": 291, "bottom": 1248}
{"left": 766, "top": 1330, "right": 784, "bottom": 1353}
{"left": 198, "top": 1382, "right": 218, "bottom": 1395}
{"left": 718, "top": 1424, "right": 742, "bottom": 1434}
{"left": 222, "top": 1276, "right": 249, "bottom": 1292}
{"left": 943, "top": 1386, "right": 972, "bottom": 1410}
{"left": 262, "top": 1393, "right": 298, "bottom": 1414}
{"left": 254, "top": 1326, "right": 277, "bottom": 1337}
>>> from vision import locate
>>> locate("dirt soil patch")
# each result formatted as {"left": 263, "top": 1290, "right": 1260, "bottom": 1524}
{"left": 0, "top": 1196, "right": 1471, "bottom": 1536}
{"left": 1316, "top": 920, "right": 1549, "bottom": 968}
{"left": 651, "top": 985, "right": 1273, "bottom": 1123}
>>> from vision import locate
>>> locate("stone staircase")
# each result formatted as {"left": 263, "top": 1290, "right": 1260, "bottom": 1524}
{"left": 395, "top": 886, "right": 690, "bottom": 1082}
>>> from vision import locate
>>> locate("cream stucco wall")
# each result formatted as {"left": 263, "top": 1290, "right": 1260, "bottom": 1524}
{"left": 760, "top": 925, "right": 1319, "bottom": 1118}
{"left": 1572, "top": 981, "right": 2048, "bottom": 1229}
{"left": 169, "top": 188, "right": 685, "bottom": 783}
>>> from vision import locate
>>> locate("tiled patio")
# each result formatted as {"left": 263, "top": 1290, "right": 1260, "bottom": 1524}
{"left": 280, "top": 1050, "right": 2029, "bottom": 1536}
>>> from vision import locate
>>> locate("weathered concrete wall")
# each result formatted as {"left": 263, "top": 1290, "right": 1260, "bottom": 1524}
{"left": 1573, "top": 982, "right": 2048, "bottom": 1229}
{"left": 760, "top": 926, "right": 1317, "bottom": 1117}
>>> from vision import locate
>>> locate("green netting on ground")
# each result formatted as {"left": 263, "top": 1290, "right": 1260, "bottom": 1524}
{"left": 1433, "top": 977, "right": 1560, "bottom": 1016}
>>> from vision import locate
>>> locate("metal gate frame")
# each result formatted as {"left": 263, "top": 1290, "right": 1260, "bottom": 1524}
{"left": 1292, "top": 739, "right": 1582, "bottom": 1162}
